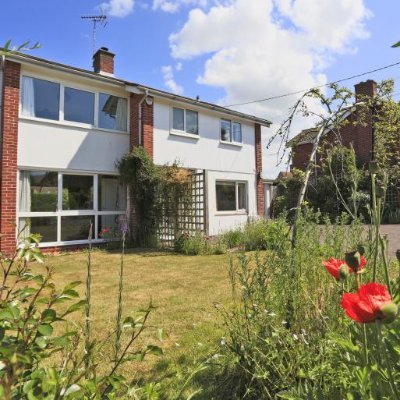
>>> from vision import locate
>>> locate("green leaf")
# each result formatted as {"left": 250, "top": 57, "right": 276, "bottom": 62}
{"left": 64, "top": 281, "right": 82, "bottom": 291}
{"left": 41, "top": 309, "right": 57, "bottom": 323}
{"left": 146, "top": 345, "right": 163, "bottom": 356}
{"left": 35, "top": 336, "right": 47, "bottom": 349}
{"left": 37, "top": 324, "right": 53, "bottom": 337}
{"left": 64, "top": 300, "right": 86, "bottom": 315}
{"left": 391, "top": 40, "right": 400, "bottom": 48}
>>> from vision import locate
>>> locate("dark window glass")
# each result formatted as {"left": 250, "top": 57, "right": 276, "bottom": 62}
{"left": 61, "top": 216, "right": 94, "bottom": 241}
{"left": 98, "top": 176, "right": 126, "bottom": 211}
{"left": 62, "top": 175, "right": 93, "bottom": 210}
{"left": 19, "top": 171, "right": 58, "bottom": 212}
{"left": 64, "top": 87, "right": 94, "bottom": 124}
{"left": 98, "top": 93, "right": 127, "bottom": 131}
{"left": 221, "top": 119, "right": 231, "bottom": 142}
{"left": 20, "top": 217, "right": 57, "bottom": 242}
{"left": 232, "top": 122, "right": 242, "bottom": 143}
{"left": 186, "top": 110, "right": 198, "bottom": 134}
{"left": 21, "top": 77, "right": 60, "bottom": 120}
{"left": 173, "top": 107, "right": 184, "bottom": 131}
{"left": 216, "top": 182, "right": 236, "bottom": 211}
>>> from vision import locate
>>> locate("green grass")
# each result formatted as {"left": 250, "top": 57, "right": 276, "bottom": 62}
{"left": 34, "top": 248, "right": 233, "bottom": 394}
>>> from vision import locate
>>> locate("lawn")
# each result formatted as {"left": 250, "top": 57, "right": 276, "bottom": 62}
{"left": 34, "top": 248, "right": 233, "bottom": 394}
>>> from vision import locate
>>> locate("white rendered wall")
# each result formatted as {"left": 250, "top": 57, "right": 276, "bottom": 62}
{"left": 153, "top": 99, "right": 256, "bottom": 174}
{"left": 18, "top": 120, "right": 129, "bottom": 173}
{"left": 206, "top": 170, "right": 258, "bottom": 236}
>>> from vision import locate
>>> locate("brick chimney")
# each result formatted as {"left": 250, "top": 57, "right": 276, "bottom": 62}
{"left": 93, "top": 47, "right": 115, "bottom": 76}
{"left": 354, "top": 80, "right": 377, "bottom": 101}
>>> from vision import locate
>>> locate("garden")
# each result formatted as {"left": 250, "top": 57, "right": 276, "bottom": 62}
{"left": 2, "top": 78, "right": 400, "bottom": 398}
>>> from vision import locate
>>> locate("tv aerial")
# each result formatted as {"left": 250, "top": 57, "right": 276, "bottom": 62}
{"left": 81, "top": 12, "right": 108, "bottom": 56}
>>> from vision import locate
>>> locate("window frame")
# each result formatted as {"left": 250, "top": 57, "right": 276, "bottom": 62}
{"left": 17, "top": 169, "right": 127, "bottom": 247}
{"left": 19, "top": 74, "right": 129, "bottom": 133}
{"left": 215, "top": 180, "right": 248, "bottom": 213}
{"left": 171, "top": 107, "right": 199, "bottom": 137}
{"left": 220, "top": 119, "right": 242, "bottom": 144}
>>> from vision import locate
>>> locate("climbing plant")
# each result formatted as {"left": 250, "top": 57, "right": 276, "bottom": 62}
{"left": 117, "top": 147, "right": 193, "bottom": 247}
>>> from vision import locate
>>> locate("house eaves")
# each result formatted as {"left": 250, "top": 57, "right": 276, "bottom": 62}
{"left": 6, "top": 51, "right": 272, "bottom": 128}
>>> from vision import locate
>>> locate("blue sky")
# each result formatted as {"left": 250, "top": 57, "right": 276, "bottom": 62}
{"left": 1, "top": 0, "right": 399, "bottom": 176}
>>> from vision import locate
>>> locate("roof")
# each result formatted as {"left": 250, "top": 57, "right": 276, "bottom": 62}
{"left": 287, "top": 107, "right": 355, "bottom": 148}
{"left": 6, "top": 51, "right": 272, "bottom": 128}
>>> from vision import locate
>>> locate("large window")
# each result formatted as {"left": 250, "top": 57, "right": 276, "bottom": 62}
{"left": 18, "top": 171, "right": 126, "bottom": 245}
{"left": 21, "top": 76, "right": 60, "bottom": 120}
{"left": 172, "top": 107, "right": 198, "bottom": 135}
{"left": 64, "top": 87, "right": 95, "bottom": 124}
{"left": 220, "top": 119, "right": 242, "bottom": 143}
{"left": 216, "top": 181, "right": 247, "bottom": 212}
{"left": 21, "top": 76, "right": 128, "bottom": 131}
{"left": 99, "top": 93, "right": 128, "bottom": 131}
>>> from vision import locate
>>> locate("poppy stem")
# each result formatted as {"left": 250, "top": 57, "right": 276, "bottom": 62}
{"left": 362, "top": 324, "right": 368, "bottom": 365}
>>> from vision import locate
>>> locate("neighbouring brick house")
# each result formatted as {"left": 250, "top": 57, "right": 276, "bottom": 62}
{"left": 0, "top": 48, "right": 271, "bottom": 254}
{"left": 289, "top": 80, "right": 377, "bottom": 171}
{"left": 286, "top": 79, "right": 400, "bottom": 220}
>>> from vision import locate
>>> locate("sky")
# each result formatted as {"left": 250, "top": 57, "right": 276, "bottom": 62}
{"left": 1, "top": 0, "right": 400, "bottom": 178}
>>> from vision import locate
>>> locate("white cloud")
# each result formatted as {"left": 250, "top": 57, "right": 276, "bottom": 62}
{"left": 169, "top": 0, "right": 371, "bottom": 177}
{"left": 153, "top": 0, "right": 208, "bottom": 13}
{"left": 161, "top": 65, "right": 184, "bottom": 94}
{"left": 101, "top": 0, "right": 134, "bottom": 17}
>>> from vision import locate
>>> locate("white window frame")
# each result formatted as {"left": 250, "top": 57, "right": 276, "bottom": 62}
{"left": 220, "top": 119, "right": 242, "bottom": 144}
{"left": 17, "top": 170, "right": 127, "bottom": 247}
{"left": 170, "top": 107, "right": 199, "bottom": 138}
{"left": 215, "top": 180, "right": 248, "bottom": 214}
{"left": 19, "top": 74, "right": 129, "bottom": 133}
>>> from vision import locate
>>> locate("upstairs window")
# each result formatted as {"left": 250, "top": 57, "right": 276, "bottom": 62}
{"left": 64, "top": 87, "right": 95, "bottom": 124}
{"left": 21, "top": 76, "right": 128, "bottom": 132}
{"left": 216, "top": 181, "right": 247, "bottom": 212}
{"left": 99, "top": 93, "right": 127, "bottom": 131}
{"left": 220, "top": 119, "right": 242, "bottom": 143}
{"left": 21, "top": 76, "right": 60, "bottom": 120}
{"left": 172, "top": 107, "right": 198, "bottom": 135}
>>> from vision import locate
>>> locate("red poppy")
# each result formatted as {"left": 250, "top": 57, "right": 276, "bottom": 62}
{"left": 341, "top": 283, "right": 397, "bottom": 323}
{"left": 322, "top": 256, "right": 367, "bottom": 280}
{"left": 103, "top": 228, "right": 109, "bottom": 233}
{"left": 322, "top": 258, "right": 349, "bottom": 280}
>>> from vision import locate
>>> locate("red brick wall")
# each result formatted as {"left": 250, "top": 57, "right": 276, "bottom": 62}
{"left": 255, "top": 123, "right": 264, "bottom": 216}
{"left": 129, "top": 94, "right": 154, "bottom": 157}
{"left": 0, "top": 61, "right": 21, "bottom": 255}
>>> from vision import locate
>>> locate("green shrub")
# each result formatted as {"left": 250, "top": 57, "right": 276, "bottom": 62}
{"left": 174, "top": 231, "right": 207, "bottom": 255}
{"left": 221, "top": 228, "right": 243, "bottom": 249}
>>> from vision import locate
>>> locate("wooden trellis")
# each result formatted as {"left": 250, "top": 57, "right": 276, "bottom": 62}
{"left": 157, "top": 170, "right": 206, "bottom": 248}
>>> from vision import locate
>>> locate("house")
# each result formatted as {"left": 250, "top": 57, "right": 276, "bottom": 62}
{"left": 289, "top": 80, "right": 376, "bottom": 171}
{"left": 0, "top": 47, "right": 271, "bottom": 254}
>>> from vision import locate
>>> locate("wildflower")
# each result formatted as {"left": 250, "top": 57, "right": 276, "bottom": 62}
{"left": 323, "top": 256, "right": 367, "bottom": 280}
{"left": 341, "top": 283, "right": 398, "bottom": 324}
{"left": 103, "top": 228, "right": 109, "bottom": 234}
{"left": 322, "top": 258, "right": 350, "bottom": 280}
{"left": 345, "top": 251, "right": 367, "bottom": 273}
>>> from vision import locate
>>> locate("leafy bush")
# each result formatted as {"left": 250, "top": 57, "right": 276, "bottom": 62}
{"left": 0, "top": 234, "right": 162, "bottom": 399}
{"left": 221, "top": 229, "right": 243, "bottom": 249}
{"left": 175, "top": 231, "right": 207, "bottom": 255}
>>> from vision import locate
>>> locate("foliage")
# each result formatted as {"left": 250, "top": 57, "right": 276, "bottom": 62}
{"left": 0, "top": 233, "right": 162, "bottom": 399}
{"left": 220, "top": 229, "right": 243, "bottom": 249}
{"left": 118, "top": 147, "right": 195, "bottom": 247}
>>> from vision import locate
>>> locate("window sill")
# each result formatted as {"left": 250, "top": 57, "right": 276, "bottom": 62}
{"left": 219, "top": 140, "right": 243, "bottom": 147}
{"left": 19, "top": 116, "right": 129, "bottom": 135}
{"left": 215, "top": 211, "right": 248, "bottom": 216}
{"left": 169, "top": 130, "right": 200, "bottom": 140}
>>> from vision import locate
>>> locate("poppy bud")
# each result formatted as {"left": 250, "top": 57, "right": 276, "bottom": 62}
{"left": 381, "top": 302, "right": 398, "bottom": 323}
{"left": 396, "top": 249, "right": 400, "bottom": 263}
{"left": 357, "top": 245, "right": 366, "bottom": 256}
{"left": 339, "top": 264, "right": 350, "bottom": 281}
{"left": 345, "top": 251, "right": 361, "bottom": 272}
{"left": 369, "top": 160, "right": 379, "bottom": 174}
